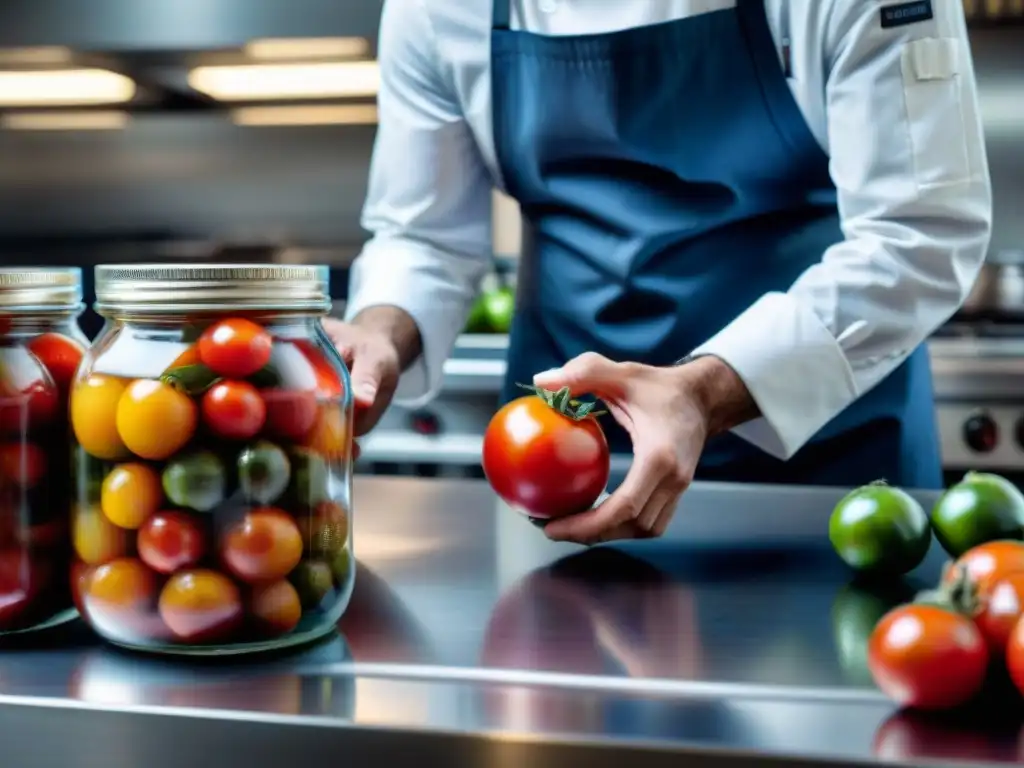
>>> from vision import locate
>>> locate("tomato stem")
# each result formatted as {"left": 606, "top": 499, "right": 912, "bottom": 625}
{"left": 516, "top": 383, "right": 606, "bottom": 421}
{"left": 916, "top": 563, "right": 981, "bottom": 617}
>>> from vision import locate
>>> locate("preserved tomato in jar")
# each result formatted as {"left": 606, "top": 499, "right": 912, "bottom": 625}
{"left": 0, "top": 268, "right": 87, "bottom": 635}
{"left": 73, "top": 264, "right": 355, "bottom": 654}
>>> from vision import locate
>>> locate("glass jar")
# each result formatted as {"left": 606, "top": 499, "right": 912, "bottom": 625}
{"left": 0, "top": 267, "right": 87, "bottom": 636}
{"left": 73, "top": 264, "right": 354, "bottom": 654}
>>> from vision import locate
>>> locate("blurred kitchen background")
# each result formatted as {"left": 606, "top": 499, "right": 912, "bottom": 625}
{"left": 0, "top": 0, "right": 1020, "bottom": 482}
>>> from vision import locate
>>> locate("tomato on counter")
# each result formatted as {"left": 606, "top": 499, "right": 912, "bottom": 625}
{"left": 931, "top": 473, "right": 1024, "bottom": 557}
{"left": 828, "top": 483, "right": 931, "bottom": 576}
{"left": 483, "top": 385, "right": 610, "bottom": 520}
{"left": 943, "top": 540, "right": 1024, "bottom": 598}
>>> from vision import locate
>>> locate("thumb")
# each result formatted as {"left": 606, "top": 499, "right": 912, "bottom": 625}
{"left": 532, "top": 352, "right": 620, "bottom": 395}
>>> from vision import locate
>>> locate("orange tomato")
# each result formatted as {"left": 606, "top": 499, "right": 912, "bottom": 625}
{"left": 158, "top": 569, "right": 243, "bottom": 643}
{"left": 944, "top": 540, "right": 1024, "bottom": 598}
{"left": 116, "top": 379, "right": 197, "bottom": 460}
{"left": 250, "top": 579, "right": 302, "bottom": 637}
{"left": 221, "top": 508, "right": 303, "bottom": 584}
{"left": 101, "top": 463, "right": 163, "bottom": 529}
{"left": 70, "top": 559, "right": 95, "bottom": 617}
{"left": 975, "top": 571, "right": 1024, "bottom": 656}
{"left": 302, "top": 405, "right": 350, "bottom": 461}
{"left": 72, "top": 503, "right": 128, "bottom": 566}
{"left": 27, "top": 332, "right": 85, "bottom": 395}
{"left": 86, "top": 558, "right": 158, "bottom": 627}
{"left": 71, "top": 374, "right": 129, "bottom": 460}
{"left": 0, "top": 442, "right": 47, "bottom": 488}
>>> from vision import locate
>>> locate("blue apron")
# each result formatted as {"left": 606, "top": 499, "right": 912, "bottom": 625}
{"left": 490, "top": 0, "right": 942, "bottom": 489}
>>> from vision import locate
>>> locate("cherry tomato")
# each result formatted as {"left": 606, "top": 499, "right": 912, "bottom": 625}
{"left": 262, "top": 388, "right": 317, "bottom": 442}
{"left": 27, "top": 333, "right": 84, "bottom": 396}
{"left": 138, "top": 512, "right": 207, "bottom": 575}
{"left": 1004, "top": 614, "right": 1024, "bottom": 697}
{"left": 72, "top": 503, "right": 128, "bottom": 566}
{"left": 301, "top": 405, "right": 349, "bottom": 460}
{"left": 70, "top": 559, "right": 94, "bottom": 617}
{"left": 483, "top": 393, "right": 610, "bottom": 519}
{"left": 221, "top": 508, "right": 303, "bottom": 584}
{"left": 867, "top": 604, "right": 988, "bottom": 710}
{"left": 101, "top": 463, "right": 163, "bottom": 530}
{"left": 0, "top": 442, "right": 46, "bottom": 488}
{"left": 250, "top": 579, "right": 302, "bottom": 637}
{"left": 0, "top": 549, "right": 46, "bottom": 628}
{"left": 158, "top": 569, "right": 243, "bottom": 643}
{"left": 85, "top": 558, "right": 159, "bottom": 635}
{"left": 71, "top": 374, "right": 129, "bottom": 460}
{"left": 944, "top": 540, "right": 1024, "bottom": 599}
{"left": 294, "top": 340, "right": 344, "bottom": 397}
{"left": 201, "top": 381, "right": 266, "bottom": 441}
{"left": 23, "top": 519, "right": 68, "bottom": 549}
{"left": 973, "top": 571, "right": 1024, "bottom": 657}
{"left": 0, "top": 347, "right": 59, "bottom": 435}
{"left": 164, "top": 344, "right": 201, "bottom": 372}
{"left": 116, "top": 379, "right": 197, "bottom": 460}
{"left": 198, "top": 318, "right": 272, "bottom": 379}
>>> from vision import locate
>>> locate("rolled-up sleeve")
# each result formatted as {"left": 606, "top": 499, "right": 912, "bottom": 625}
{"left": 692, "top": 0, "right": 991, "bottom": 459}
{"left": 345, "top": 0, "right": 494, "bottom": 406}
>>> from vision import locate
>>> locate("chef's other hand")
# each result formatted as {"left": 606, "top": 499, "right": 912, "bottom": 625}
{"left": 533, "top": 353, "right": 758, "bottom": 544}
{"left": 323, "top": 311, "right": 409, "bottom": 437}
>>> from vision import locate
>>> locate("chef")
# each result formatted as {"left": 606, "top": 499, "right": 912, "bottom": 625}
{"left": 326, "top": 0, "right": 992, "bottom": 544}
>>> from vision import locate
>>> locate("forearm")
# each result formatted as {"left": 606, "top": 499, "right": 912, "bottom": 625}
{"left": 351, "top": 305, "right": 423, "bottom": 372}
{"left": 677, "top": 356, "right": 760, "bottom": 438}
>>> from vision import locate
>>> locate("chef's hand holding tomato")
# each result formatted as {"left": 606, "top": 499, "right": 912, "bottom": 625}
{"left": 533, "top": 352, "right": 758, "bottom": 544}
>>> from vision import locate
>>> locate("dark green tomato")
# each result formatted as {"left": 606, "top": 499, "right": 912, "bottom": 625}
{"left": 481, "top": 287, "right": 515, "bottom": 334}
{"left": 286, "top": 447, "right": 331, "bottom": 508}
{"left": 299, "top": 513, "right": 348, "bottom": 558}
{"left": 330, "top": 545, "right": 353, "bottom": 585}
{"left": 831, "top": 580, "right": 916, "bottom": 686}
{"left": 237, "top": 440, "right": 291, "bottom": 505}
{"left": 289, "top": 559, "right": 334, "bottom": 609}
{"left": 931, "top": 472, "right": 1024, "bottom": 557}
{"left": 162, "top": 450, "right": 227, "bottom": 513}
{"left": 828, "top": 484, "right": 931, "bottom": 576}
{"left": 464, "top": 297, "right": 490, "bottom": 334}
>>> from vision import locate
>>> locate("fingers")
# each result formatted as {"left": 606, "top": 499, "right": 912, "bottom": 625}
{"left": 350, "top": 349, "right": 397, "bottom": 436}
{"left": 532, "top": 351, "right": 627, "bottom": 396}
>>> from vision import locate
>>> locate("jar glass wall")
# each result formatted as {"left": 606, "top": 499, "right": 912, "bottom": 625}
{"left": 72, "top": 265, "right": 354, "bottom": 654}
{"left": 0, "top": 267, "right": 86, "bottom": 635}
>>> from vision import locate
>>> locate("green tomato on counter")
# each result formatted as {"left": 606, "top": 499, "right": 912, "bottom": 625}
{"left": 930, "top": 472, "right": 1024, "bottom": 557}
{"left": 481, "top": 286, "right": 515, "bottom": 334}
{"left": 162, "top": 450, "right": 227, "bottom": 513}
{"left": 238, "top": 440, "right": 291, "bottom": 505}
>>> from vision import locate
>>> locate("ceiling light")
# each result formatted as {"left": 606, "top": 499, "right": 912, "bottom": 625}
{"left": 232, "top": 104, "right": 378, "bottom": 126}
{"left": 188, "top": 61, "right": 379, "bottom": 101}
{"left": 2, "top": 110, "right": 129, "bottom": 131}
{"left": 0, "top": 69, "right": 136, "bottom": 107}
{"left": 244, "top": 37, "right": 370, "bottom": 61}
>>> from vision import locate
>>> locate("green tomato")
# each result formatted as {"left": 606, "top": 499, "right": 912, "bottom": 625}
{"left": 481, "top": 287, "right": 515, "bottom": 334}
{"left": 289, "top": 560, "right": 334, "bottom": 609}
{"left": 931, "top": 472, "right": 1024, "bottom": 557}
{"left": 330, "top": 545, "right": 353, "bottom": 585}
{"left": 464, "top": 297, "right": 491, "bottom": 334}
{"left": 828, "top": 483, "right": 931, "bottom": 576}
{"left": 238, "top": 440, "right": 291, "bottom": 505}
{"left": 286, "top": 447, "right": 331, "bottom": 508}
{"left": 162, "top": 450, "right": 227, "bottom": 513}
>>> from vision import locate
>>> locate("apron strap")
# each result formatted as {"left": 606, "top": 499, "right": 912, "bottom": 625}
{"left": 492, "top": 0, "right": 511, "bottom": 30}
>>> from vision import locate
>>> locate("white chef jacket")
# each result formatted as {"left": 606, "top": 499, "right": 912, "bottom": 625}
{"left": 345, "top": 0, "right": 992, "bottom": 460}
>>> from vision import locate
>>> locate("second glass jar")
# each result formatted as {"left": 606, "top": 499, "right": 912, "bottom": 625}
{"left": 72, "top": 264, "right": 354, "bottom": 653}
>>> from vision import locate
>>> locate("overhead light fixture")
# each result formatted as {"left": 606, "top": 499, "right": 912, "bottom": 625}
{"left": 0, "top": 69, "right": 136, "bottom": 107}
{"left": 244, "top": 37, "right": 370, "bottom": 61}
{"left": 0, "top": 46, "right": 73, "bottom": 66}
{"left": 2, "top": 110, "right": 129, "bottom": 131}
{"left": 232, "top": 104, "right": 378, "bottom": 126}
{"left": 188, "top": 61, "right": 379, "bottom": 101}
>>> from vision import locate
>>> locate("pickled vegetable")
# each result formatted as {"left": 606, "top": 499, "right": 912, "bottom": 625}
{"left": 162, "top": 451, "right": 227, "bottom": 513}
{"left": 116, "top": 379, "right": 197, "bottom": 460}
{"left": 158, "top": 569, "right": 243, "bottom": 643}
{"left": 237, "top": 441, "right": 291, "bottom": 505}
{"left": 221, "top": 508, "right": 303, "bottom": 584}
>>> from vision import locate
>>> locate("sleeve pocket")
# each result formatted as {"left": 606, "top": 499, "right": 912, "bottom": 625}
{"left": 900, "top": 37, "right": 973, "bottom": 190}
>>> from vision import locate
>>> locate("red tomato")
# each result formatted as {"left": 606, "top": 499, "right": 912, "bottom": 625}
{"left": 261, "top": 388, "right": 318, "bottom": 441}
{"left": 974, "top": 572, "right": 1024, "bottom": 656}
{"left": 201, "top": 381, "right": 266, "bottom": 440}
{"left": 294, "top": 340, "right": 343, "bottom": 397}
{"left": 0, "top": 549, "right": 47, "bottom": 628}
{"left": 483, "top": 394, "right": 610, "bottom": 519}
{"left": 198, "top": 318, "right": 272, "bottom": 379}
{"left": 868, "top": 604, "right": 988, "bottom": 710}
{"left": 0, "top": 347, "right": 59, "bottom": 435}
{"left": 1003, "top": 614, "right": 1024, "bottom": 696}
{"left": 220, "top": 508, "right": 303, "bottom": 584}
{"left": 944, "top": 540, "right": 1024, "bottom": 598}
{"left": 0, "top": 442, "right": 46, "bottom": 488}
{"left": 27, "top": 333, "right": 84, "bottom": 395}
{"left": 138, "top": 512, "right": 207, "bottom": 575}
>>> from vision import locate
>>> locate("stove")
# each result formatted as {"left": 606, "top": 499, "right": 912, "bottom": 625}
{"left": 357, "top": 326, "right": 1024, "bottom": 481}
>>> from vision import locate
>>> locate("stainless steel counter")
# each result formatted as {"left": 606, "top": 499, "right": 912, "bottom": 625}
{"left": 0, "top": 476, "right": 1019, "bottom": 767}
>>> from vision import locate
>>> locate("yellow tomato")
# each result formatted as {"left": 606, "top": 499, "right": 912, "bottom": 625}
{"left": 116, "top": 379, "right": 197, "bottom": 460}
{"left": 101, "top": 463, "right": 163, "bottom": 529}
{"left": 302, "top": 405, "right": 350, "bottom": 461}
{"left": 71, "top": 375, "right": 129, "bottom": 460}
{"left": 73, "top": 503, "right": 128, "bottom": 565}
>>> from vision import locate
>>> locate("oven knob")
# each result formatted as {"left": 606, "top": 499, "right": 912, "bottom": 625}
{"left": 409, "top": 410, "right": 442, "bottom": 436}
{"left": 963, "top": 412, "right": 998, "bottom": 453}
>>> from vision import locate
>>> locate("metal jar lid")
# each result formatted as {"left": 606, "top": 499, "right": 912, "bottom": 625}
{"left": 0, "top": 267, "right": 83, "bottom": 311}
{"left": 94, "top": 263, "right": 332, "bottom": 314}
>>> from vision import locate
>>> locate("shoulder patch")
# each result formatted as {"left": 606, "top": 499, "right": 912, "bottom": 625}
{"left": 880, "top": 0, "right": 934, "bottom": 28}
